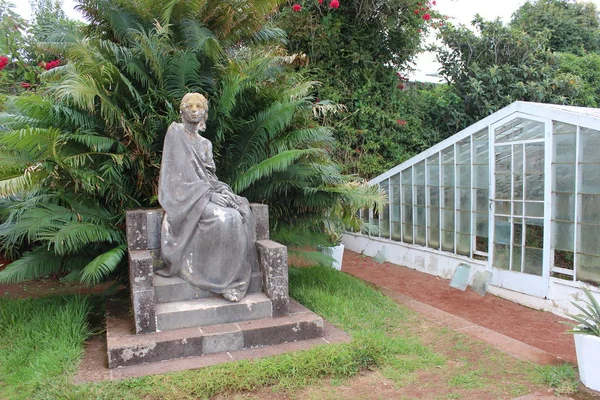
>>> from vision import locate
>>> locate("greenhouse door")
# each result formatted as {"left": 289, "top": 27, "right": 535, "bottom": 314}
{"left": 489, "top": 116, "right": 550, "bottom": 298}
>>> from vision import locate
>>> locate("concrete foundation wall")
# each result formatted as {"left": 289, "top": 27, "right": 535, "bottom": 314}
{"left": 342, "top": 232, "right": 600, "bottom": 319}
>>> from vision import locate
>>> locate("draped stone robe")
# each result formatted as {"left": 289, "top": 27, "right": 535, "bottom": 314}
{"left": 158, "top": 122, "right": 257, "bottom": 297}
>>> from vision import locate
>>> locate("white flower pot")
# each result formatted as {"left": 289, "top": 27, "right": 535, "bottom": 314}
{"left": 319, "top": 244, "right": 344, "bottom": 270}
{"left": 574, "top": 333, "right": 600, "bottom": 391}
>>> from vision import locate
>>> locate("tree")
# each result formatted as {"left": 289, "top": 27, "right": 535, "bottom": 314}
{"left": 433, "top": 16, "right": 587, "bottom": 132}
{"left": 0, "top": 0, "right": 381, "bottom": 284}
{"left": 274, "top": 0, "right": 438, "bottom": 178}
{"left": 511, "top": 0, "right": 600, "bottom": 55}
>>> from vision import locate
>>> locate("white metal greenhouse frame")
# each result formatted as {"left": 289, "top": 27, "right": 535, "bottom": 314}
{"left": 343, "top": 101, "right": 600, "bottom": 316}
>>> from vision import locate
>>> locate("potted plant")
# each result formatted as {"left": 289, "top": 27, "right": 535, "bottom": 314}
{"left": 318, "top": 220, "right": 345, "bottom": 270}
{"left": 565, "top": 287, "right": 600, "bottom": 392}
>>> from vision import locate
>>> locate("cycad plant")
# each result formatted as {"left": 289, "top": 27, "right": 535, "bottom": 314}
{"left": 0, "top": 0, "right": 381, "bottom": 284}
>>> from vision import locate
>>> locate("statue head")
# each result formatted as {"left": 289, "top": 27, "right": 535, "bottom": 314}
{"left": 180, "top": 93, "right": 208, "bottom": 126}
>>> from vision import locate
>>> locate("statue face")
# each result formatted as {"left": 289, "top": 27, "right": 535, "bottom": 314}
{"left": 181, "top": 98, "right": 207, "bottom": 124}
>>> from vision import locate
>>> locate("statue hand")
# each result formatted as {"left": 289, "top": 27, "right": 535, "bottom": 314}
{"left": 210, "top": 193, "right": 231, "bottom": 207}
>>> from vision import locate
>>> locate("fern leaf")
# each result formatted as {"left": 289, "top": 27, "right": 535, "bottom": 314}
{"left": 79, "top": 245, "right": 126, "bottom": 285}
{"left": 0, "top": 247, "right": 63, "bottom": 283}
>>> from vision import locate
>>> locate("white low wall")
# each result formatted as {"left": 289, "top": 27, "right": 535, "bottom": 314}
{"left": 342, "top": 233, "right": 600, "bottom": 319}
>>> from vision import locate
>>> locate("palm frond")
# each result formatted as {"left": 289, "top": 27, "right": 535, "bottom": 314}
{"left": 43, "top": 223, "right": 124, "bottom": 255}
{"left": 79, "top": 245, "right": 126, "bottom": 285}
{"left": 0, "top": 247, "right": 63, "bottom": 283}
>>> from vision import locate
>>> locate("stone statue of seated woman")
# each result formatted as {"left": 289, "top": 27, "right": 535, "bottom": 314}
{"left": 156, "top": 93, "right": 258, "bottom": 302}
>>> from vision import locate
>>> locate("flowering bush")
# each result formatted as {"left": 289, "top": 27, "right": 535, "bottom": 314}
{"left": 39, "top": 59, "right": 61, "bottom": 71}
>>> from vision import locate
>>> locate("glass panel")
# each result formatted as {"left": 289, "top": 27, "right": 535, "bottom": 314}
{"left": 579, "top": 164, "right": 600, "bottom": 194}
{"left": 443, "top": 187, "right": 455, "bottom": 209}
{"left": 402, "top": 224, "right": 413, "bottom": 243}
{"left": 553, "top": 164, "right": 576, "bottom": 193}
{"left": 391, "top": 222, "right": 401, "bottom": 241}
{"left": 552, "top": 193, "right": 575, "bottom": 222}
{"left": 494, "top": 218, "right": 511, "bottom": 245}
{"left": 513, "top": 145, "right": 524, "bottom": 174}
{"left": 581, "top": 194, "right": 600, "bottom": 222}
{"left": 415, "top": 161, "right": 425, "bottom": 185}
{"left": 512, "top": 246, "right": 523, "bottom": 272}
{"left": 428, "top": 206, "right": 439, "bottom": 229}
{"left": 513, "top": 173, "right": 523, "bottom": 200}
{"left": 577, "top": 254, "right": 600, "bottom": 284}
{"left": 552, "top": 221, "right": 574, "bottom": 252}
{"left": 495, "top": 146, "right": 511, "bottom": 173}
{"left": 473, "top": 131, "right": 489, "bottom": 165}
{"left": 525, "top": 143, "right": 544, "bottom": 173}
{"left": 553, "top": 121, "right": 576, "bottom": 136}
{"left": 429, "top": 186, "right": 440, "bottom": 207}
{"left": 416, "top": 186, "right": 425, "bottom": 206}
{"left": 457, "top": 139, "right": 470, "bottom": 164}
{"left": 428, "top": 228, "right": 440, "bottom": 249}
{"left": 403, "top": 204, "right": 413, "bottom": 224}
{"left": 495, "top": 201, "right": 511, "bottom": 215}
{"left": 427, "top": 154, "right": 440, "bottom": 185}
{"left": 553, "top": 134, "right": 576, "bottom": 164}
{"left": 523, "top": 247, "right": 543, "bottom": 276}
{"left": 390, "top": 175, "right": 400, "bottom": 205}
{"left": 415, "top": 205, "right": 425, "bottom": 226}
{"left": 475, "top": 213, "right": 488, "bottom": 236}
{"left": 391, "top": 203, "right": 400, "bottom": 222}
{"left": 442, "top": 230, "right": 454, "bottom": 252}
{"left": 473, "top": 165, "right": 489, "bottom": 188}
{"left": 415, "top": 226, "right": 426, "bottom": 246}
{"left": 580, "top": 128, "right": 600, "bottom": 163}
{"left": 494, "top": 243, "right": 510, "bottom": 269}
{"left": 578, "top": 223, "right": 600, "bottom": 256}
{"left": 523, "top": 119, "right": 545, "bottom": 140}
{"left": 495, "top": 173, "right": 511, "bottom": 200}
{"left": 525, "top": 202, "right": 544, "bottom": 218}
{"left": 457, "top": 233, "right": 470, "bottom": 256}
{"left": 458, "top": 188, "right": 471, "bottom": 210}
{"left": 381, "top": 203, "right": 390, "bottom": 238}
{"left": 402, "top": 168, "right": 412, "bottom": 185}
{"left": 525, "top": 173, "right": 544, "bottom": 200}
{"left": 495, "top": 118, "right": 520, "bottom": 143}
{"left": 442, "top": 209, "right": 455, "bottom": 231}
{"left": 525, "top": 219, "right": 544, "bottom": 249}
{"left": 475, "top": 189, "right": 489, "bottom": 213}
{"left": 513, "top": 220, "right": 523, "bottom": 245}
{"left": 442, "top": 146, "right": 454, "bottom": 164}
{"left": 457, "top": 166, "right": 471, "bottom": 188}
{"left": 458, "top": 210, "right": 470, "bottom": 234}
{"left": 514, "top": 201, "right": 523, "bottom": 216}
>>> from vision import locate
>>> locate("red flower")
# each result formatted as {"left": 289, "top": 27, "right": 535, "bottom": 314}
{"left": 414, "top": 9, "right": 420, "bottom": 14}
{"left": 318, "top": 0, "right": 323, "bottom": 3}
{"left": 292, "top": 3, "right": 302, "bottom": 11}
{"left": 329, "top": 0, "right": 339, "bottom": 9}
{"left": 396, "top": 119, "right": 407, "bottom": 126}
{"left": 0, "top": 56, "right": 8, "bottom": 71}
{"left": 20, "top": 82, "right": 31, "bottom": 89}
{"left": 42, "top": 59, "right": 61, "bottom": 71}
{"left": 397, "top": 83, "right": 405, "bottom": 90}
{"left": 432, "top": 0, "right": 436, "bottom": 4}
{"left": 422, "top": 13, "right": 431, "bottom": 21}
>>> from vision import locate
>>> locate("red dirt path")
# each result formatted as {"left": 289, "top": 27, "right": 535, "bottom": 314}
{"left": 342, "top": 249, "right": 577, "bottom": 364}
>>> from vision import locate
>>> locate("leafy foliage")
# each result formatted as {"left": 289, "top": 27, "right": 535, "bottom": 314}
{"left": 511, "top": 0, "right": 600, "bottom": 55}
{"left": 565, "top": 287, "right": 600, "bottom": 336}
{"left": 0, "top": 0, "right": 381, "bottom": 284}
{"left": 274, "top": 0, "right": 437, "bottom": 178}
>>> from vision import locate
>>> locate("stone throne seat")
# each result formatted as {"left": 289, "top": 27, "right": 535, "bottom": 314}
{"left": 125, "top": 204, "right": 290, "bottom": 335}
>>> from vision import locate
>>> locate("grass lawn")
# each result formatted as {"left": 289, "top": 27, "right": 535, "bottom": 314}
{"left": 0, "top": 266, "right": 580, "bottom": 399}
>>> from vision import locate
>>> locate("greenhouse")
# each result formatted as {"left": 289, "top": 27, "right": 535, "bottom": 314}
{"left": 343, "top": 101, "right": 600, "bottom": 314}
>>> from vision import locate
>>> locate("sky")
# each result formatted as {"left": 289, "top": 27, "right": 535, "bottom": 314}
{"left": 11, "top": 0, "right": 600, "bottom": 79}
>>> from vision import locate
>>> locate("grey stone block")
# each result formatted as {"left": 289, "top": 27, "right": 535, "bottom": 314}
{"left": 154, "top": 272, "right": 263, "bottom": 304}
{"left": 131, "top": 289, "right": 157, "bottom": 334}
{"left": 202, "top": 330, "right": 243, "bottom": 355}
{"left": 126, "top": 210, "right": 148, "bottom": 250}
{"left": 129, "top": 250, "right": 154, "bottom": 291}
{"left": 243, "top": 319, "right": 324, "bottom": 348}
{"left": 108, "top": 335, "right": 204, "bottom": 368}
{"left": 250, "top": 203, "right": 269, "bottom": 240}
{"left": 256, "top": 240, "right": 289, "bottom": 317}
{"left": 156, "top": 293, "right": 273, "bottom": 331}
{"left": 146, "top": 209, "right": 164, "bottom": 249}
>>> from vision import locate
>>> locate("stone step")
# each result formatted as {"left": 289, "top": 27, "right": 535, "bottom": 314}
{"left": 155, "top": 292, "right": 272, "bottom": 331}
{"left": 106, "top": 299, "right": 325, "bottom": 368}
{"left": 154, "top": 272, "right": 263, "bottom": 304}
